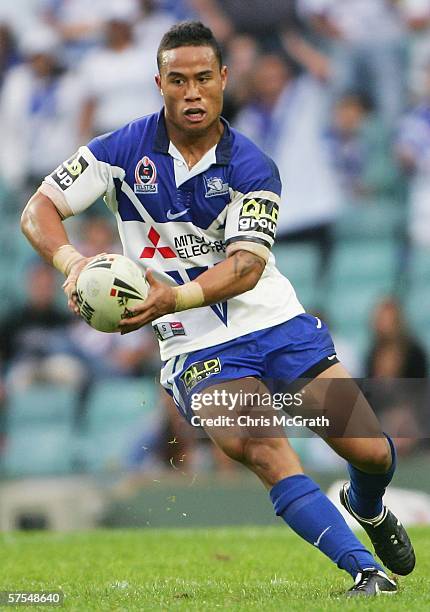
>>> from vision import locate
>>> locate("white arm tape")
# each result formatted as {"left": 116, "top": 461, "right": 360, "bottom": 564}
{"left": 39, "top": 182, "right": 74, "bottom": 219}
{"left": 52, "top": 244, "right": 83, "bottom": 277}
{"left": 226, "top": 240, "right": 269, "bottom": 263}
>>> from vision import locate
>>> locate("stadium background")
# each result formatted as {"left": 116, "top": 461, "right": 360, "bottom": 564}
{"left": 0, "top": 0, "right": 429, "bottom": 532}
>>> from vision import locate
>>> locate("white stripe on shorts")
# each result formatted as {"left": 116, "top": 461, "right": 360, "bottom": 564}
{"left": 160, "top": 353, "right": 188, "bottom": 416}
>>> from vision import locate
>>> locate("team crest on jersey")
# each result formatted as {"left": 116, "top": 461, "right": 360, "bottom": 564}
{"left": 134, "top": 156, "right": 158, "bottom": 194}
{"left": 204, "top": 175, "right": 229, "bottom": 198}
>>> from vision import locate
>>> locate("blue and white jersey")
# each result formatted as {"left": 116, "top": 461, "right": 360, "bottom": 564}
{"left": 397, "top": 103, "right": 430, "bottom": 246}
{"left": 42, "top": 110, "right": 304, "bottom": 360}
{"left": 397, "top": 103, "right": 430, "bottom": 173}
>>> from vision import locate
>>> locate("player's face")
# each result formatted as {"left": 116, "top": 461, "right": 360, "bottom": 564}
{"left": 156, "top": 46, "right": 227, "bottom": 136}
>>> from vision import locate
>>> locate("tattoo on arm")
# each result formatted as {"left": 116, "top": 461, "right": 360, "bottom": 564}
{"left": 233, "top": 250, "right": 265, "bottom": 279}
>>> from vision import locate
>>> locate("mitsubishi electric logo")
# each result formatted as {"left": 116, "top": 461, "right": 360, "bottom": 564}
{"left": 139, "top": 227, "right": 176, "bottom": 259}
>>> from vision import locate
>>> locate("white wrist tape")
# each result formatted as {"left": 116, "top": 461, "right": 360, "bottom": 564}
{"left": 173, "top": 282, "right": 205, "bottom": 312}
{"left": 52, "top": 244, "right": 83, "bottom": 277}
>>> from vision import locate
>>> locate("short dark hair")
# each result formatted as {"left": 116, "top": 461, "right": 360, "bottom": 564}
{"left": 338, "top": 90, "right": 375, "bottom": 113}
{"left": 157, "top": 21, "right": 223, "bottom": 71}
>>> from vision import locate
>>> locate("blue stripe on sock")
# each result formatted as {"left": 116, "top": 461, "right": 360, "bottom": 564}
{"left": 270, "top": 474, "right": 382, "bottom": 577}
{"left": 270, "top": 474, "right": 318, "bottom": 515}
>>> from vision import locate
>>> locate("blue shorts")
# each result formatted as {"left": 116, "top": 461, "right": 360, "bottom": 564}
{"left": 160, "top": 314, "right": 337, "bottom": 422}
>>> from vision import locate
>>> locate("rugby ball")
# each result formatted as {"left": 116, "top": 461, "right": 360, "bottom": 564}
{"left": 76, "top": 254, "right": 148, "bottom": 333}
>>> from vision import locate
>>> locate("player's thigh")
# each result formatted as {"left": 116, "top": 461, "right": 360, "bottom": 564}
{"left": 300, "top": 363, "right": 391, "bottom": 471}
{"left": 195, "top": 377, "right": 303, "bottom": 483}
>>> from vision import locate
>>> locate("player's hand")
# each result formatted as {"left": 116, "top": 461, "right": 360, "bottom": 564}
{"left": 119, "top": 270, "right": 176, "bottom": 334}
{"left": 63, "top": 253, "right": 106, "bottom": 315}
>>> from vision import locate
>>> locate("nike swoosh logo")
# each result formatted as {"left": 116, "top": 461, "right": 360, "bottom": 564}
{"left": 328, "top": 355, "right": 337, "bottom": 361}
{"left": 167, "top": 209, "right": 189, "bottom": 220}
{"left": 313, "top": 525, "right": 331, "bottom": 547}
{"left": 315, "top": 317, "right": 322, "bottom": 329}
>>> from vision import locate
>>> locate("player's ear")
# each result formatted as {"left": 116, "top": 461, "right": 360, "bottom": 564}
{"left": 221, "top": 65, "right": 228, "bottom": 91}
{"left": 155, "top": 73, "right": 162, "bottom": 92}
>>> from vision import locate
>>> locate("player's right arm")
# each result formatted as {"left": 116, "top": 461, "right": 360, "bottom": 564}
{"left": 21, "top": 191, "right": 88, "bottom": 313}
{"left": 21, "top": 145, "right": 112, "bottom": 311}
{"left": 21, "top": 191, "right": 73, "bottom": 264}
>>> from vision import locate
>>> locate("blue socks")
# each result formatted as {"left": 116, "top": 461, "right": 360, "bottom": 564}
{"left": 269, "top": 438, "right": 397, "bottom": 576}
{"left": 270, "top": 474, "right": 382, "bottom": 577}
{"left": 347, "top": 435, "right": 397, "bottom": 519}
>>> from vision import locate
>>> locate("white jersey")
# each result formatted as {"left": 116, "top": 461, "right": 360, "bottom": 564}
{"left": 42, "top": 111, "right": 304, "bottom": 360}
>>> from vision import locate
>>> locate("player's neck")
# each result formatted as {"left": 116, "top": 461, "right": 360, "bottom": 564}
{"left": 167, "top": 119, "right": 224, "bottom": 169}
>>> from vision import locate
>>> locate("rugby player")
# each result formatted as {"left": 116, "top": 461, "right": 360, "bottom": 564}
{"left": 21, "top": 21, "right": 414, "bottom": 596}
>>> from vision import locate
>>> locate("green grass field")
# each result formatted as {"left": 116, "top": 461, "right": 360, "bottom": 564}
{"left": 1, "top": 527, "right": 430, "bottom": 611}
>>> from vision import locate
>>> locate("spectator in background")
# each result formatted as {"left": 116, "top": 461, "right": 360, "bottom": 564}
{"left": 0, "top": 2, "right": 39, "bottom": 38}
{"left": 156, "top": 0, "right": 196, "bottom": 22}
{"left": 188, "top": 0, "right": 332, "bottom": 79}
{"left": 299, "top": 0, "right": 406, "bottom": 128}
{"left": 222, "top": 34, "right": 259, "bottom": 121}
{"left": 326, "top": 92, "right": 399, "bottom": 201}
{"left": 234, "top": 54, "right": 294, "bottom": 152}
{"left": 77, "top": 6, "right": 160, "bottom": 140}
{"left": 366, "top": 297, "right": 427, "bottom": 455}
{"left": 134, "top": 0, "right": 175, "bottom": 56}
{"left": 234, "top": 53, "right": 342, "bottom": 276}
{"left": 401, "top": 0, "right": 430, "bottom": 100}
{"left": 124, "top": 391, "right": 196, "bottom": 478}
{"left": 124, "top": 391, "right": 239, "bottom": 481}
{"left": 163, "top": 0, "right": 235, "bottom": 45}
{"left": 396, "top": 62, "right": 430, "bottom": 248}
{"left": 209, "top": 0, "right": 299, "bottom": 50}
{"left": 73, "top": 215, "right": 121, "bottom": 258}
{"left": 67, "top": 321, "right": 160, "bottom": 381}
{"left": 190, "top": 0, "right": 332, "bottom": 78}
{"left": 0, "top": 22, "right": 20, "bottom": 90}
{"left": 366, "top": 297, "right": 427, "bottom": 379}
{"left": 42, "top": 0, "right": 106, "bottom": 65}
{"left": 0, "top": 26, "right": 83, "bottom": 193}
{"left": 0, "top": 262, "right": 84, "bottom": 391}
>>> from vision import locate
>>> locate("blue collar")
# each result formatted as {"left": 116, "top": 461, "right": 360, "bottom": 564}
{"left": 153, "top": 109, "right": 233, "bottom": 166}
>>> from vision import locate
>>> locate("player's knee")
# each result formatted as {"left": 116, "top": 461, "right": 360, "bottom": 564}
{"left": 358, "top": 439, "right": 393, "bottom": 474}
{"left": 217, "top": 438, "right": 247, "bottom": 464}
{"left": 242, "top": 439, "right": 288, "bottom": 478}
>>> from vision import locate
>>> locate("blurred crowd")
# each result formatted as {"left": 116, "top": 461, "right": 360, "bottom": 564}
{"left": 0, "top": 0, "right": 430, "bottom": 476}
{"left": 1, "top": 1, "right": 430, "bottom": 235}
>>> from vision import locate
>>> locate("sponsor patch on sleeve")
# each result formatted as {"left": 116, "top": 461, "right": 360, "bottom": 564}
{"left": 154, "top": 321, "right": 186, "bottom": 341}
{"left": 50, "top": 153, "right": 89, "bottom": 191}
{"left": 238, "top": 198, "right": 279, "bottom": 240}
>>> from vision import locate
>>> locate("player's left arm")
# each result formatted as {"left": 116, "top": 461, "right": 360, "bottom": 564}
{"left": 119, "top": 248, "right": 265, "bottom": 333}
